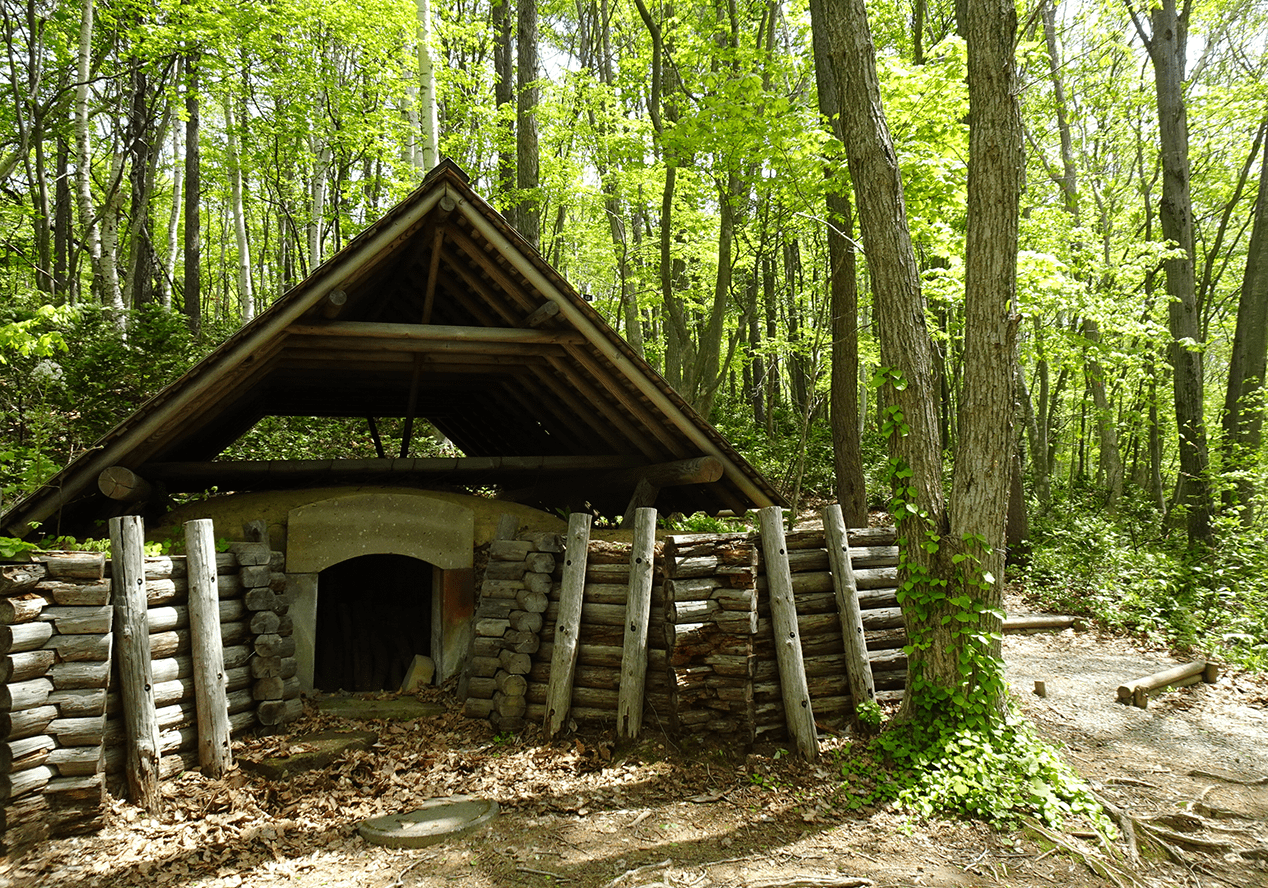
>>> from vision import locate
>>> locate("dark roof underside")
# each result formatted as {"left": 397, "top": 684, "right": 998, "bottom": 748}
{"left": 2, "top": 161, "right": 783, "bottom": 537}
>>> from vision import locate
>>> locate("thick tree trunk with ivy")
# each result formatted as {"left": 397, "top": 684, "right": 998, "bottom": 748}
{"left": 820, "top": 0, "right": 945, "bottom": 709}
{"left": 944, "top": 0, "right": 1022, "bottom": 674}
{"left": 826, "top": 0, "right": 1020, "bottom": 723}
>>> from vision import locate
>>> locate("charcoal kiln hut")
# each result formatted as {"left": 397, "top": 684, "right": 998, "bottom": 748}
{"left": 1, "top": 158, "right": 782, "bottom": 696}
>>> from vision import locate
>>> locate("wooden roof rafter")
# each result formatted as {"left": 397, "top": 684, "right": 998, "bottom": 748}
{"left": 0, "top": 161, "right": 782, "bottom": 537}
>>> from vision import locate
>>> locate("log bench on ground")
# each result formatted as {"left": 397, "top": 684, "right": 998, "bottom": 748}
{"left": 1117, "top": 660, "right": 1219, "bottom": 709}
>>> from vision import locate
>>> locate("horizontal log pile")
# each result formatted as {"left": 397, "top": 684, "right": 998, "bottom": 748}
{"left": 657, "top": 526, "right": 902, "bottom": 745}
{"left": 463, "top": 518, "right": 559, "bottom": 732}
{"left": 528, "top": 536, "right": 670, "bottom": 727}
{"left": 0, "top": 531, "right": 294, "bottom": 850}
{"left": 100, "top": 546, "right": 260, "bottom": 789}
{"left": 662, "top": 533, "right": 760, "bottom": 740}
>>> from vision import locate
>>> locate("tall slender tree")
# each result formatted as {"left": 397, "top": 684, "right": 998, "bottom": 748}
{"left": 1130, "top": 0, "right": 1213, "bottom": 545}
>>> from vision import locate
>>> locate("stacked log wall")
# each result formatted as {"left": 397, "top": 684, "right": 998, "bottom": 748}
{"left": 0, "top": 536, "right": 290, "bottom": 850}
{"left": 750, "top": 526, "right": 901, "bottom": 739}
{"left": 237, "top": 544, "right": 301, "bottom": 729}
{"left": 527, "top": 539, "right": 671, "bottom": 727}
{"left": 661, "top": 533, "right": 760, "bottom": 740}
{"left": 99, "top": 549, "right": 261, "bottom": 787}
{"left": 463, "top": 531, "right": 558, "bottom": 732}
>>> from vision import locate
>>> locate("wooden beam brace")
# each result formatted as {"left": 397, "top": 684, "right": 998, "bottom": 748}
{"left": 98, "top": 467, "right": 153, "bottom": 503}
{"left": 143, "top": 455, "right": 648, "bottom": 490}
{"left": 523, "top": 301, "right": 560, "bottom": 328}
{"left": 287, "top": 321, "right": 585, "bottom": 346}
{"left": 421, "top": 228, "right": 444, "bottom": 325}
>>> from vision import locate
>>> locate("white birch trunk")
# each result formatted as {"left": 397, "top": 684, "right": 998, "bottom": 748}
{"left": 415, "top": 0, "right": 440, "bottom": 172}
{"left": 402, "top": 84, "right": 422, "bottom": 169}
{"left": 224, "top": 96, "right": 254, "bottom": 323}
{"left": 307, "top": 138, "right": 331, "bottom": 271}
{"left": 162, "top": 104, "right": 183, "bottom": 311}
{"left": 98, "top": 153, "right": 126, "bottom": 317}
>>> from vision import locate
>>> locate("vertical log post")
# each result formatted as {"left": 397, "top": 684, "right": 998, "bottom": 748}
{"left": 544, "top": 512, "right": 591, "bottom": 739}
{"left": 824, "top": 504, "right": 876, "bottom": 713}
{"left": 618, "top": 507, "right": 656, "bottom": 740}
{"left": 185, "top": 519, "right": 232, "bottom": 776}
{"left": 109, "top": 516, "right": 160, "bottom": 812}
{"left": 758, "top": 506, "right": 818, "bottom": 761}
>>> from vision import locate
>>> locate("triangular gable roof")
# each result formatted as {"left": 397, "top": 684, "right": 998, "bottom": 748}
{"left": 3, "top": 160, "right": 782, "bottom": 537}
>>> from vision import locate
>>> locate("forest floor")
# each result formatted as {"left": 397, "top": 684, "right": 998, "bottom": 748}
{"left": 2, "top": 598, "right": 1267, "bottom": 888}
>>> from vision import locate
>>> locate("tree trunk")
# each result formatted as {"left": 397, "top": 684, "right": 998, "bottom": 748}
{"left": 810, "top": 0, "right": 867, "bottom": 525}
{"left": 943, "top": 0, "right": 1022, "bottom": 678}
{"left": 492, "top": 0, "right": 515, "bottom": 218}
{"left": 1083, "top": 320, "right": 1124, "bottom": 509}
{"left": 1220, "top": 120, "right": 1268, "bottom": 521}
{"left": 225, "top": 92, "right": 254, "bottom": 323}
{"left": 821, "top": 0, "right": 945, "bottom": 714}
{"left": 415, "top": 0, "right": 440, "bottom": 172}
{"left": 1139, "top": 2, "right": 1212, "bottom": 545}
{"left": 73, "top": 0, "right": 103, "bottom": 308}
{"left": 516, "top": 0, "right": 541, "bottom": 248}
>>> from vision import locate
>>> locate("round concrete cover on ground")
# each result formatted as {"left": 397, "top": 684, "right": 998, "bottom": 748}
{"left": 359, "top": 796, "right": 499, "bottom": 848}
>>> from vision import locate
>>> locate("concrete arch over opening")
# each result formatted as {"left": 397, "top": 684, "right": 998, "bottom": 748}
{"left": 286, "top": 492, "right": 474, "bottom": 573}
{"left": 285, "top": 493, "right": 475, "bottom": 691}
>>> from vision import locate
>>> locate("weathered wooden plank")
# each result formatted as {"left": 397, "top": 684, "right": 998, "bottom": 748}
{"left": 0, "top": 678, "right": 53, "bottom": 712}
{"left": 0, "top": 704, "right": 56, "bottom": 740}
{"left": 544, "top": 513, "right": 590, "bottom": 738}
{"left": 758, "top": 507, "right": 817, "bottom": 761}
{"left": 39, "top": 605, "right": 113, "bottom": 635}
{"left": 618, "top": 508, "right": 655, "bottom": 740}
{"left": 0, "top": 593, "right": 49, "bottom": 624}
{"left": 0, "top": 621, "right": 53, "bottom": 654}
{"left": 0, "top": 735, "right": 55, "bottom": 772}
{"left": 825, "top": 505, "right": 876, "bottom": 713}
{"left": 0, "top": 563, "right": 46, "bottom": 596}
{"left": 0, "top": 765, "right": 54, "bottom": 802}
{"left": 43, "top": 553, "right": 105, "bottom": 580}
{"left": 110, "top": 515, "right": 160, "bottom": 814}
{"left": 0, "top": 650, "right": 53, "bottom": 684}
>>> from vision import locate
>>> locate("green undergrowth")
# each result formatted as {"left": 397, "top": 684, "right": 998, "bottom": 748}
{"left": 1022, "top": 486, "right": 1268, "bottom": 670}
{"left": 831, "top": 712, "right": 1109, "bottom": 832}
{"left": 881, "top": 714, "right": 1107, "bottom": 829}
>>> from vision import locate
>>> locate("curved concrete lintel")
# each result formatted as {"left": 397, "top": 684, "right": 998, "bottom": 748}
{"left": 286, "top": 492, "right": 474, "bottom": 573}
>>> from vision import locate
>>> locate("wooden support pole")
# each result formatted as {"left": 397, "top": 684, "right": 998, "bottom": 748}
{"left": 366, "top": 417, "right": 386, "bottom": 459}
{"left": 109, "top": 516, "right": 160, "bottom": 813}
{"left": 184, "top": 519, "right": 232, "bottom": 776}
{"left": 620, "top": 479, "right": 659, "bottom": 530}
{"left": 618, "top": 508, "right": 656, "bottom": 740}
{"left": 758, "top": 506, "right": 817, "bottom": 761}
{"left": 544, "top": 513, "right": 591, "bottom": 739}
{"left": 320, "top": 288, "right": 348, "bottom": 319}
{"left": 97, "top": 466, "right": 152, "bottom": 503}
{"left": 823, "top": 505, "right": 876, "bottom": 713}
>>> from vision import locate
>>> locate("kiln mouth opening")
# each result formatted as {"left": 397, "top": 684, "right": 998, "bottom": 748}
{"left": 314, "top": 554, "right": 433, "bottom": 692}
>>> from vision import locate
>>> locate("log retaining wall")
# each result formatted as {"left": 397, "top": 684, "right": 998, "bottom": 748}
{"left": 0, "top": 530, "right": 296, "bottom": 852}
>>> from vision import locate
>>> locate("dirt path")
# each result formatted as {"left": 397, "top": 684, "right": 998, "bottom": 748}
{"left": 2, "top": 627, "right": 1265, "bottom": 888}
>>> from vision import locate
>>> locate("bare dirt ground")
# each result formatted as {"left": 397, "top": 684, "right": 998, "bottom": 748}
{"left": 3, "top": 618, "right": 1266, "bottom": 888}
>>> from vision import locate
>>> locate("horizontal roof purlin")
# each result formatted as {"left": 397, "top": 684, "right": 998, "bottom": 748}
{"left": 2, "top": 160, "right": 783, "bottom": 537}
